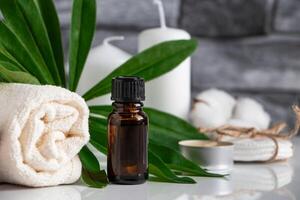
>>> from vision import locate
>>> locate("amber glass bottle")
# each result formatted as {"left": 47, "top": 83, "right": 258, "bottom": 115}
{"left": 107, "top": 76, "right": 148, "bottom": 184}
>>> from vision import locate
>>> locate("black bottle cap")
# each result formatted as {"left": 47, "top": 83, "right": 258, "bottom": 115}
{"left": 111, "top": 76, "right": 145, "bottom": 102}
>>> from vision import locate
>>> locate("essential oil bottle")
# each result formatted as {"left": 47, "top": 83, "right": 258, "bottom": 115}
{"left": 107, "top": 76, "right": 148, "bottom": 184}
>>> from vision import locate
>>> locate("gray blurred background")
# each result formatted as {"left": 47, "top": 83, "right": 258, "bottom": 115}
{"left": 55, "top": 0, "right": 300, "bottom": 125}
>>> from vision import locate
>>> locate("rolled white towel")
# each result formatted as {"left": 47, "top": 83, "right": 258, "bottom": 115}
{"left": 0, "top": 83, "right": 89, "bottom": 187}
{"left": 190, "top": 89, "right": 236, "bottom": 128}
{"left": 232, "top": 98, "right": 271, "bottom": 130}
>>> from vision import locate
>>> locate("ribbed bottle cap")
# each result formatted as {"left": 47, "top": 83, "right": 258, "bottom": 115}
{"left": 111, "top": 76, "right": 145, "bottom": 102}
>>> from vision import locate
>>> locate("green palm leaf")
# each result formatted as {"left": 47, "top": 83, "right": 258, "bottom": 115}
{"left": 0, "top": 0, "right": 54, "bottom": 84}
{"left": 35, "top": 0, "right": 66, "bottom": 86}
{"left": 0, "top": 62, "right": 40, "bottom": 84}
{"left": 0, "top": 22, "right": 52, "bottom": 84}
{"left": 149, "top": 150, "right": 195, "bottom": 183}
{"left": 79, "top": 146, "right": 108, "bottom": 188}
{"left": 0, "top": 48, "right": 27, "bottom": 71}
{"left": 83, "top": 39, "right": 197, "bottom": 101}
{"left": 17, "top": 0, "right": 63, "bottom": 85}
{"left": 69, "top": 0, "right": 96, "bottom": 91}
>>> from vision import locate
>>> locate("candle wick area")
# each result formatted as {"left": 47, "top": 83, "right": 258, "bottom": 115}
{"left": 153, "top": 0, "right": 167, "bottom": 28}
{"left": 103, "top": 36, "right": 125, "bottom": 45}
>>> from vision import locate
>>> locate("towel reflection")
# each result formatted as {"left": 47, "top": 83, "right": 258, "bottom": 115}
{"left": 0, "top": 185, "right": 81, "bottom": 200}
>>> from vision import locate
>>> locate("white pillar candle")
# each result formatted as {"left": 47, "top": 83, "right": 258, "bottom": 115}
{"left": 138, "top": 0, "right": 191, "bottom": 119}
{"left": 77, "top": 36, "right": 132, "bottom": 105}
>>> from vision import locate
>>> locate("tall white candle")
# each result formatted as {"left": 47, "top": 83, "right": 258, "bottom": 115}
{"left": 77, "top": 36, "right": 132, "bottom": 105}
{"left": 138, "top": 0, "right": 191, "bottom": 119}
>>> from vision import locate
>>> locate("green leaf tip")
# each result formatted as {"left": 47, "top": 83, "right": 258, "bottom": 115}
{"left": 68, "top": 0, "right": 97, "bottom": 91}
{"left": 79, "top": 146, "right": 108, "bottom": 188}
{"left": 83, "top": 39, "right": 198, "bottom": 101}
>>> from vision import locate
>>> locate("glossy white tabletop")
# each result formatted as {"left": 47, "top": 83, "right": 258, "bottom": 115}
{"left": 1, "top": 138, "right": 299, "bottom": 200}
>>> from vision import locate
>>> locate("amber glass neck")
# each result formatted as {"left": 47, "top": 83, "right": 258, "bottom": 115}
{"left": 112, "top": 102, "right": 143, "bottom": 113}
